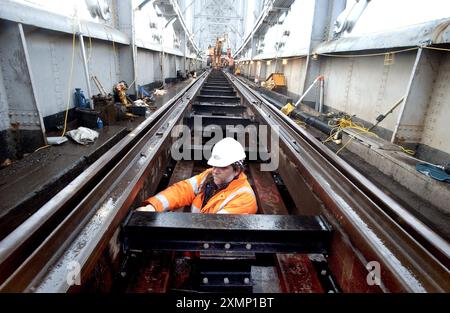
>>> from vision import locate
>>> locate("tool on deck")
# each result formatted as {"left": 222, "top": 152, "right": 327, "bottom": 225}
{"left": 281, "top": 75, "right": 324, "bottom": 116}
{"left": 416, "top": 162, "right": 450, "bottom": 182}
{"left": 368, "top": 97, "right": 405, "bottom": 132}
{"left": 439, "top": 164, "right": 450, "bottom": 174}
{"left": 92, "top": 76, "right": 107, "bottom": 96}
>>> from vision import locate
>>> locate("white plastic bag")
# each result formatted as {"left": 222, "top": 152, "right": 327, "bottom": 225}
{"left": 65, "top": 127, "right": 99, "bottom": 145}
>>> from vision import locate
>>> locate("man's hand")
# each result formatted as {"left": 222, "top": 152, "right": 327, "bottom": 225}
{"left": 136, "top": 204, "right": 156, "bottom": 212}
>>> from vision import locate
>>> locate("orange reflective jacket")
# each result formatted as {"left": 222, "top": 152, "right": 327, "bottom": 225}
{"left": 143, "top": 168, "right": 257, "bottom": 214}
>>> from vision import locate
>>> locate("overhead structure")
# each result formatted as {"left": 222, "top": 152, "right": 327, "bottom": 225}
{"left": 332, "top": 0, "right": 371, "bottom": 38}
{"left": 234, "top": 0, "right": 295, "bottom": 58}
{"left": 152, "top": 0, "right": 202, "bottom": 57}
{"left": 191, "top": 0, "right": 246, "bottom": 55}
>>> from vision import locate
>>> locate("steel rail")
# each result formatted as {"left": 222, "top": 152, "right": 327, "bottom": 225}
{"left": 235, "top": 75, "right": 450, "bottom": 267}
{"left": 0, "top": 72, "right": 208, "bottom": 292}
{"left": 228, "top": 74, "right": 450, "bottom": 292}
{"left": 2, "top": 69, "right": 448, "bottom": 292}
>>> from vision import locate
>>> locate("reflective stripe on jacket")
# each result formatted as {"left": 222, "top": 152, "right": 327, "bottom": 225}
{"left": 143, "top": 168, "right": 257, "bottom": 214}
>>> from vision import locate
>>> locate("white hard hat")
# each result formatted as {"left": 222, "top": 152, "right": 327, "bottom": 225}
{"left": 207, "top": 137, "right": 246, "bottom": 167}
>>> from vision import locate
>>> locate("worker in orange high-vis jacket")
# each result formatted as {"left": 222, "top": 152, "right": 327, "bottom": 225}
{"left": 136, "top": 137, "right": 257, "bottom": 214}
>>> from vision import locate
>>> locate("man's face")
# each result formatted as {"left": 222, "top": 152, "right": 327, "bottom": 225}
{"left": 117, "top": 82, "right": 126, "bottom": 91}
{"left": 212, "top": 165, "right": 237, "bottom": 185}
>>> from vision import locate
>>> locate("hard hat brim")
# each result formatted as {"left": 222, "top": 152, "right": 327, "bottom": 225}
{"left": 207, "top": 158, "right": 233, "bottom": 167}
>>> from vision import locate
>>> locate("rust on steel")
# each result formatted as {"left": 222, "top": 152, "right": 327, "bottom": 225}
{"left": 229, "top": 73, "right": 450, "bottom": 293}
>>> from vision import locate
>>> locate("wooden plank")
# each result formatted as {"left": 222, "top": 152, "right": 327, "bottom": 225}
{"left": 168, "top": 161, "right": 195, "bottom": 185}
{"left": 248, "top": 163, "right": 324, "bottom": 293}
{"left": 128, "top": 161, "right": 194, "bottom": 293}
{"left": 126, "top": 251, "right": 174, "bottom": 293}
{"left": 276, "top": 254, "right": 325, "bottom": 293}
{"left": 249, "top": 163, "right": 288, "bottom": 215}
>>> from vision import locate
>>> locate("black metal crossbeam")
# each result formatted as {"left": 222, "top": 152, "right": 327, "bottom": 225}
{"left": 123, "top": 212, "right": 332, "bottom": 254}
{"left": 187, "top": 115, "right": 255, "bottom": 128}
{"left": 196, "top": 95, "right": 241, "bottom": 103}
{"left": 192, "top": 103, "right": 246, "bottom": 115}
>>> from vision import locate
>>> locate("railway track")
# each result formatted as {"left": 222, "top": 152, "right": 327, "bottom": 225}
{"left": 0, "top": 69, "right": 449, "bottom": 293}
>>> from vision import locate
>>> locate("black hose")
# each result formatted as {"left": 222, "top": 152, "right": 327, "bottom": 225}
{"left": 297, "top": 112, "right": 333, "bottom": 134}
{"left": 260, "top": 94, "right": 333, "bottom": 135}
